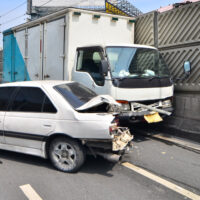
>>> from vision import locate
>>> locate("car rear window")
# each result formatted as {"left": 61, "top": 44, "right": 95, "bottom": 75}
{"left": 54, "top": 82, "right": 97, "bottom": 109}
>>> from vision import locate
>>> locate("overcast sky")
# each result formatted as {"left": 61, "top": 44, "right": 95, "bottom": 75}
{"left": 0, "top": 0, "right": 181, "bottom": 48}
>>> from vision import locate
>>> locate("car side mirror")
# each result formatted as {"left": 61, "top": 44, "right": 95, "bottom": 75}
{"left": 184, "top": 61, "right": 191, "bottom": 76}
{"left": 100, "top": 60, "right": 109, "bottom": 76}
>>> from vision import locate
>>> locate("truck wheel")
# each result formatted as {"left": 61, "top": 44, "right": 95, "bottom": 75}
{"left": 49, "top": 137, "right": 85, "bottom": 173}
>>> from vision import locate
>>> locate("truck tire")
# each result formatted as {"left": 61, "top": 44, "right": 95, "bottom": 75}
{"left": 49, "top": 137, "right": 85, "bottom": 173}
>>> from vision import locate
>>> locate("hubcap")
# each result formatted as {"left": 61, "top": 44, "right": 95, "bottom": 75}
{"left": 53, "top": 142, "right": 76, "bottom": 170}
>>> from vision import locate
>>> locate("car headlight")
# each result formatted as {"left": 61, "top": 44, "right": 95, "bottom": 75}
{"left": 162, "top": 99, "right": 172, "bottom": 108}
{"left": 116, "top": 100, "right": 131, "bottom": 111}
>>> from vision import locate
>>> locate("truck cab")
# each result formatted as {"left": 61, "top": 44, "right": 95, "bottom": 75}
{"left": 72, "top": 44, "right": 174, "bottom": 123}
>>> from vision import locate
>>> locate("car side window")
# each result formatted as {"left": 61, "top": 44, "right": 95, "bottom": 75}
{"left": 42, "top": 95, "right": 57, "bottom": 113}
{"left": 10, "top": 87, "right": 45, "bottom": 112}
{"left": 76, "top": 48, "right": 105, "bottom": 86}
{"left": 0, "top": 87, "right": 16, "bottom": 111}
{"left": 10, "top": 87, "right": 57, "bottom": 113}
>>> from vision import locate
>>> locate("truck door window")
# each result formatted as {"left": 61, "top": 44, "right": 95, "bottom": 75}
{"left": 0, "top": 87, "right": 16, "bottom": 111}
{"left": 76, "top": 48, "right": 105, "bottom": 86}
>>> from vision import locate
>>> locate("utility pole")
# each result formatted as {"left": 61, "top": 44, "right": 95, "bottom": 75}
{"left": 27, "top": 0, "right": 32, "bottom": 15}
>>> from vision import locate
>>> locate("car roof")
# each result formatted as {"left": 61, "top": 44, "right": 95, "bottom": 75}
{"left": 0, "top": 80, "right": 73, "bottom": 88}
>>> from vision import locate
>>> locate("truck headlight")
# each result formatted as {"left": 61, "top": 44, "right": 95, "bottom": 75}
{"left": 162, "top": 99, "right": 172, "bottom": 108}
{"left": 117, "top": 100, "right": 131, "bottom": 111}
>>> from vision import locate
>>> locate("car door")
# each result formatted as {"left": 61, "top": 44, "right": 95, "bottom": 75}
{"left": 0, "top": 87, "right": 16, "bottom": 144}
{"left": 4, "top": 86, "right": 57, "bottom": 149}
{"left": 72, "top": 47, "right": 109, "bottom": 95}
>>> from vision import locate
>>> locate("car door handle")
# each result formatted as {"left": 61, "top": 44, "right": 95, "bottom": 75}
{"left": 43, "top": 124, "right": 52, "bottom": 127}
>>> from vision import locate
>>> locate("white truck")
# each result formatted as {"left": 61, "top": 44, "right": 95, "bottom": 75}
{"left": 3, "top": 8, "right": 173, "bottom": 123}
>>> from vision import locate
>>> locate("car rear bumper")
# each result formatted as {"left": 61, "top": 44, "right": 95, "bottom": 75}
{"left": 82, "top": 127, "right": 133, "bottom": 162}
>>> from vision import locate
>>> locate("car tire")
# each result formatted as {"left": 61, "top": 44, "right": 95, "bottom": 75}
{"left": 49, "top": 137, "right": 86, "bottom": 173}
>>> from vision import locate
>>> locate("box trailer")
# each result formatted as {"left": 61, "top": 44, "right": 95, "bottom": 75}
{"left": 3, "top": 8, "right": 173, "bottom": 123}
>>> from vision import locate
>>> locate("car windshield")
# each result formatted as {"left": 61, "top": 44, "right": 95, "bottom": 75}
{"left": 54, "top": 82, "right": 97, "bottom": 109}
{"left": 106, "top": 47, "right": 170, "bottom": 79}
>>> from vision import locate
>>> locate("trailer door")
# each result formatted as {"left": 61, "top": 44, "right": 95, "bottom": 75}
{"left": 43, "top": 18, "right": 65, "bottom": 80}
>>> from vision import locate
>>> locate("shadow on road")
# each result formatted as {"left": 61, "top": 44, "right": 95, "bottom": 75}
{"left": 0, "top": 150, "right": 116, "bottom": 176}
{"left": 80, "top": 156, "right": 115, "bottom": 177}
{"left": 0, "top": 149, "right": 53, "bottom": 169}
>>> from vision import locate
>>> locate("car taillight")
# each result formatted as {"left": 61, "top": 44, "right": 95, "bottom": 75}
{"left": 109, "top": 125, "right": 117, "bottom": 133}
{"left": 109, "top": 118, "right": 119, "bottom": 135}
{"left": 111, "top": 116, "right": 120, "bottom": 125}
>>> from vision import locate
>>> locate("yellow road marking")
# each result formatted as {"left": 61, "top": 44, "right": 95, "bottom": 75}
{"left": 20, "top": 184, "right": 43, "bottom": 200}
{"left": 122, "top": 162, "right": 200, "bottom": 200}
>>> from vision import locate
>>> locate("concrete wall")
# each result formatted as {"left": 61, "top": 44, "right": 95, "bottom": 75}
{"left": 135, "top": 2, "right": 200, "bottom": 134}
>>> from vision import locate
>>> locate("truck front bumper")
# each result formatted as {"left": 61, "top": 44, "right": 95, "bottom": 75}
{"left": 118, "top": 107, "right": 173, "bottom": 124}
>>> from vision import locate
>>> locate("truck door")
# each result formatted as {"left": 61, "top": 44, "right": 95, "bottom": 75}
{"left": 72, "top": 47, "right": 108, "bottom": 95}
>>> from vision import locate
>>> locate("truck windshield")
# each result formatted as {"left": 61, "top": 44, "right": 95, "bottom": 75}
{"left": 54, "top": 82, "right": 97, "bottom": 109}
{"left": 106, "top": 47, "right": 170, "bottom": 79}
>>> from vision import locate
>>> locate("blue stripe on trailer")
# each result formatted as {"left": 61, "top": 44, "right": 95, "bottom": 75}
{"left": 3, "top": 31, "right": 30, "bottom": 83}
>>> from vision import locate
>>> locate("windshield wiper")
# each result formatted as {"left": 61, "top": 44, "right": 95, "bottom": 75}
{"left": 113, "top": 75, "right": 142, "bottom": 81}
{"left": 148, "top": 75, "right": 170, "bottom": 81}
{"left": 148, "top": 76, "right": 160, "bottom": 81}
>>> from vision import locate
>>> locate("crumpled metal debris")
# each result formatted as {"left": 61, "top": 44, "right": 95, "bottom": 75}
{"left": 112, "top": 128, "right": 133, "bottom": 151}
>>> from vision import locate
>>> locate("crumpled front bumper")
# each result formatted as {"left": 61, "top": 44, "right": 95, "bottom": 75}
{"left": 119, "top": 107, "right": 173, "bottom": 123}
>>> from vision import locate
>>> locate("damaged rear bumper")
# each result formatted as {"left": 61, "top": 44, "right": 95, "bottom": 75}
{"left": 82, "top": 127, "right": 133, "bottom": 162}
{"left": 112, "top": 127, "right": 133, "bottom": 151}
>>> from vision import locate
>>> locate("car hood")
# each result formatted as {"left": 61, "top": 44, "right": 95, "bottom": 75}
{"left": 76, "top": 95, "right": 120, "bottom": 111}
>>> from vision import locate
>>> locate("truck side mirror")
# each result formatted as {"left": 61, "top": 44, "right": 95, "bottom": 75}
{"left": 100, "top": 60, "right": 109, "bottom": 76}
{"left": 184, "top": 61, "right": 191, "bottom": 76}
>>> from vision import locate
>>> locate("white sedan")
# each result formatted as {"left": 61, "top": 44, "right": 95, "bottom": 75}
{"left": 0, "top": 81, "right": 132, "bottom": 172}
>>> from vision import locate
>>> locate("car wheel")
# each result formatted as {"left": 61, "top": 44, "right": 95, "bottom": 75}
{"left": 49, "top": 137, "right": 85, "bottom": 173}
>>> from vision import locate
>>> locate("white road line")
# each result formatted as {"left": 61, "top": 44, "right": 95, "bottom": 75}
{"left": 122, "top": 162, "right": 200, "bottom": 200}
{"left": 20, "top": 184, "right": 43, "bottom": 200}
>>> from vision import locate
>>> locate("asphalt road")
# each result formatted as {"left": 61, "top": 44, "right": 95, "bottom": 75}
{"left": 0, "top": 136, "right": 200, "bottom": 200}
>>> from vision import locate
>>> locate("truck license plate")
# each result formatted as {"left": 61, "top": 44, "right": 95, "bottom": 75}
{"left": 144, "top": 112, "right": 163, "bottom": 123}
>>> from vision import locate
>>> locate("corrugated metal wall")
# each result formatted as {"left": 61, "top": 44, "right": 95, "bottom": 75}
{"left": 157, "top": 4, "right": 200, "bottom": 48}
{"left": 135, "top": 2, "right": 200, "bottom": 134}
{"left": 135, "top": 12, "right": 155, "bottom": 46}
{"left": 135, "top": 2, "right": 200, "bottom": 91}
